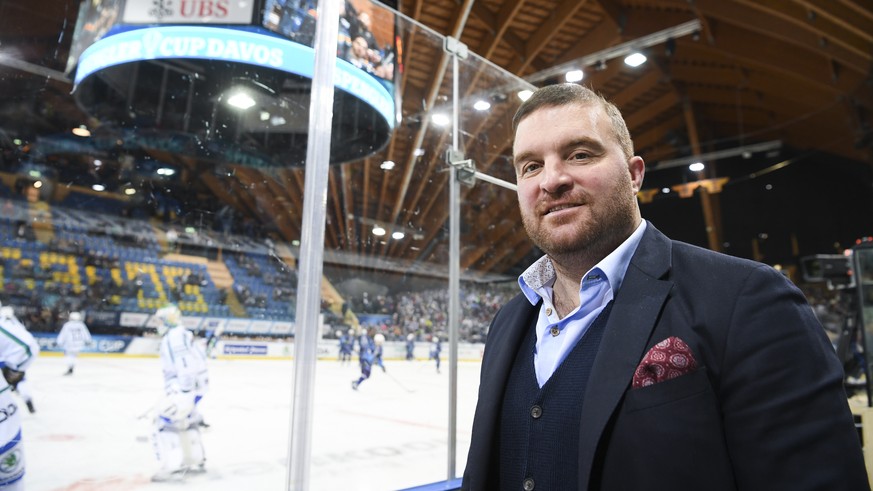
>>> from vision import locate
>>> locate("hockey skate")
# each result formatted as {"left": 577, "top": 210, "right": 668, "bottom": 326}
{"left": 151, "top": 466, "right": 188, "bottom": 482}
{"left": 64, "top": 367, "right": 73, "bottom": 376}
{"left": 150, "top": 460, "right": 206, "bottom": 482}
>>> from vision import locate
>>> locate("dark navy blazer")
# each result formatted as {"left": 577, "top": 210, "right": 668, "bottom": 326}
{"left": 462, "top": 223, "right": 868, "bottom": 491}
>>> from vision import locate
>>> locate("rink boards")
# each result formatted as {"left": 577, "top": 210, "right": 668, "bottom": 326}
{"left": 31, "top": 332, "right": 486, "bottom": 361}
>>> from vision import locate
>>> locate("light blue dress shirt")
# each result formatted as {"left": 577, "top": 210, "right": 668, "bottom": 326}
{"left": 518, "top": 221, "right": 647, "bottom": 387}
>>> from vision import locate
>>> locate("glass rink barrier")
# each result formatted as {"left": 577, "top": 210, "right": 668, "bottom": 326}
{"left": 0, "top": 0, "right": 533, "bottom": 489}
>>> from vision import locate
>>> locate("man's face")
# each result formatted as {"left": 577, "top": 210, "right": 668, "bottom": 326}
{"left": 512, "top": 102, "right": 644, "bottom": 259}
{"left": 352, "top": 37, "right": 368, "bottom": 57}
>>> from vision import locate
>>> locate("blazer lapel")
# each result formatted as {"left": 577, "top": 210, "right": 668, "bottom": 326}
{"left": 576, "top": 224, "right": 674, "bottom": 490}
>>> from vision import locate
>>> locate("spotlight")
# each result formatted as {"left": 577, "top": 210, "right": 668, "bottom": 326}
{"left": 473, "top": 100, "right": 491, "bottom": 111}
{"left": 565, "top": 70, "right": 584, "bottom": 83}
{"left": 431, "top": 113, "right": 450, "bottom": 126}
{"left": 624, "top": 52, "right": 647, "bottom": 67}
{"left": 227, "top": 92, "right": 256, "bottom": 109}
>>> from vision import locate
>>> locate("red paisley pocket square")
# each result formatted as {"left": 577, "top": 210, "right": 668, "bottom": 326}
{"left": 632, "top": 336, "right": 698, "bottom": 389}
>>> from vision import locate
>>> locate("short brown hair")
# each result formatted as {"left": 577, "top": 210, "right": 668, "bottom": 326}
{"left": 512, "top": 84, "right": 634, "bottom": 159}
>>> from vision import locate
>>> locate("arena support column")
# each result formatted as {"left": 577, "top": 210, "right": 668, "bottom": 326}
{"left": 286, "top": 1, "right": 341, "bottom": 489}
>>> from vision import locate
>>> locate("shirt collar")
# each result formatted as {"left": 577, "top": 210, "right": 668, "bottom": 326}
{"left": 518, "top": 220, "right": 647, "bottom": 305}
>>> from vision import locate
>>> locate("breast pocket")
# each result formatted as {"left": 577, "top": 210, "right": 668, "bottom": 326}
{"left": 624, "top": 367, "right": 711, "bottom": 413}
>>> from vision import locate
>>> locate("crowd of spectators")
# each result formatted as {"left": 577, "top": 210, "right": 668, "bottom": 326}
{"left": 343, "top": 282, "right": 518, "bottom": 344}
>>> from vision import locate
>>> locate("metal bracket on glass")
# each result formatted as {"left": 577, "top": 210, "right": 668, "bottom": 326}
{"left": 444, "top": 37, "right": 469, "bottom": 59}
{"left": 446, "top": 149, "right": 476, "bottom": 186}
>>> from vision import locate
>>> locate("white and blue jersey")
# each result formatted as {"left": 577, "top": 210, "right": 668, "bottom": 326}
{"left": 0, "top": 315, "right": 39, "bottom": 487}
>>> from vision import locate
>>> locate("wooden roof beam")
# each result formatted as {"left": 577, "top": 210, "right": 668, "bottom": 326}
{"left": 507, "top": 0, "right": 591, "bottom": 74}
{"left": 470, "top": 0, "right": 529, "bottom": 59}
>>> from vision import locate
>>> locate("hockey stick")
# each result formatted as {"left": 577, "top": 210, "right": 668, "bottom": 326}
{"left": 383, "top": 370, "right": 416, "bottom": 393}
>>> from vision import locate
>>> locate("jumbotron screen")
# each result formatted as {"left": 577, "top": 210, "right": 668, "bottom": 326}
{"left": 66, "top": 0, "right": 399, "bottom": 166}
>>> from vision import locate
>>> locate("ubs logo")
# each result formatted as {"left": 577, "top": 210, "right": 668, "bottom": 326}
{"left": 149, "top": 0, "right": 174, "bottom": 19}
{"left": 150, "top": 0, "right": 230, "bottom": 20}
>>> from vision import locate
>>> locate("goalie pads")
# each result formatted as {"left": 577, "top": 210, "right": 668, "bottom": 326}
{"left": 151, "top": 391, "right": 205, "bottom": 481}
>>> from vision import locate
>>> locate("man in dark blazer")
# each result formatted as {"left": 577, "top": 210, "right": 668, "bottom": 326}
{"left": 462, "top": 83, "right": 868, "bottom": 490}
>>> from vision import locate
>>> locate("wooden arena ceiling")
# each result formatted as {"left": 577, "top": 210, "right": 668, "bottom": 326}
{"left": 0, "top": 0, "right": 871, "bottom": 280}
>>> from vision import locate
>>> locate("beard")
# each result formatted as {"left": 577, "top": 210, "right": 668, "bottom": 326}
{"left": 521, "top": 176, "right": 638, "bottom": 262}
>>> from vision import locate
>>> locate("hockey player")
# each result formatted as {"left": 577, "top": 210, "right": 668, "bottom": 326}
{"left": 0, "top": 306, "right": 36, "bottom": 414}
{"left": 56, "top": 311, "right": 92, "bottom": 376}
{"left": 204, "top": 325, "right": 224, "bottom": 359}
{"left": 372, "top": 332, "right": 386, "bottom": 372}
{"left": 152, "top": 304, "right": 207, "bottom": 481}
{"left": 339, "top": 328, "right": 354, "bottom": 365}
{"left": 405, "top": 333, "right": 415, "bottom": 361}
{"left": 351, "top": 331, "right": 375, "bottom": 390}
{"left": 429, "top": 335, "right": 442, "bottom": 374}
{"left": 0, "top": 303, "right": 39, "bottom": 488}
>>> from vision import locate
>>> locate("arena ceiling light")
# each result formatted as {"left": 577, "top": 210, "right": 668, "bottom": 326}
{"left": 473, "top": 100, "right": 491, "bottom": 111}
{"left": 565, "top": 69, "right": 584, "bottom": 83}
{"left": 523, "top": 19, "right": 701, "bottom": 85}
{"left": 624, "top": 52, "right": 647, "bottom": 67}
{"left": 431, "top": 113, "right": 451, "bottom": 126}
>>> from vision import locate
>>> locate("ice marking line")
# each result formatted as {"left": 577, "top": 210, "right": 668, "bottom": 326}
{"left": 56, "top": 474, "right": 152, "bottom": 490}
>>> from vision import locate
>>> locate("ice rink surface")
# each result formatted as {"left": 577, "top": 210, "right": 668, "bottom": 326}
{"left": 21, "top": 354, "right": 482, "bottom": 491}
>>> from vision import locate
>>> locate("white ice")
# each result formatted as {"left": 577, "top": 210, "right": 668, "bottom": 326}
{"left": 21, "top": 354, "right": 481, "bottom": 490}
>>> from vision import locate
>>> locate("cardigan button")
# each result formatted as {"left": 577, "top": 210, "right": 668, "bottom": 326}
{"left": 523, "top": 478, "right": 535, "bottom": 491}
{"left": 530, "top": 405, "right": 543, "bottom": 419}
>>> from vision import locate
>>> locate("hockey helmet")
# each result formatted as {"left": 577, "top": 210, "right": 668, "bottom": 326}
{"left": 69, "top": 311, "right": 82, "bottom": 322}
{"left": 155, "top": 304, "right": 182, "bottom": 334}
